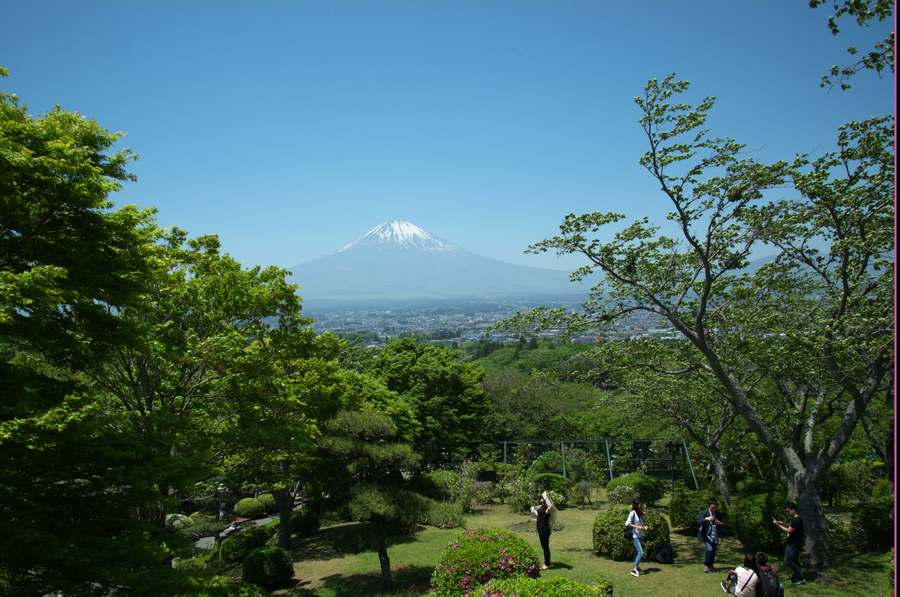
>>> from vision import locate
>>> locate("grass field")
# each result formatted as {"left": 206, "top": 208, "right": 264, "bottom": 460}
{"left": 278, "top": 503, "right": 893, "bottom": 597}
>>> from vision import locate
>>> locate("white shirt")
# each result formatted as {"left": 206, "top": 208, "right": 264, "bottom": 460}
{"left": 625, "top": 510, "right": 644, "bottom": 539}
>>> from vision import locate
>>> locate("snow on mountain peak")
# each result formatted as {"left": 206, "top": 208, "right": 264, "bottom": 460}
{"left": 338, "top": 219, "right": 460, "bottom": 253}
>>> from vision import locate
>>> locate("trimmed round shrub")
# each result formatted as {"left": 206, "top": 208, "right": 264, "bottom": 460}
{"left": 531, "top": 473, "right": 572, "bottom": 502}
{"left": 420, "top": 470, "right": 459, "bottom": 501}
{"left": 825, "top": 514, "right": 853, "bottom": 554}
{"left": 731, "top": 493, "right": 784, "bottom": 552}
{"left": 669, "top": 485, "right": 728, "bottom": 530}
{"left": 607, "top": 485, "right": 635, "bottom": 505}
{"left": 421, "top": 498, "right": 465, "bottom": 529}
{"left": 851, "top": 498, "right": 893, "bottom": 552}
{"left": 476, "top": 575, "right": 613, "bottom": 597}
{"left": 166, "top": 513, "right": 194, "bottom": 530}
{"left": 241, "top": 546, "right": 293, "bottom": 588}
{"left": 529, "top": 450, "right": 564, "bottom": 476}
{"left": 431, "top": 528, "right": 540, "bottom": 597}
{"left": 257, "top": 493, "right": 277, "bottom": 514}
{"left": 592, "top": 505, "right": 670, "bottom": 561}
{"left": 233, "top": 497, "right": 265, "bottom": 519}
{"left": 606, "top": 472, "right": 663, "bottom": 505}
{"left": 290, "top": 509, "right": 320, "bottom": 537}
{"left": 220, "top": 525, "right": 275, "bottom": 564}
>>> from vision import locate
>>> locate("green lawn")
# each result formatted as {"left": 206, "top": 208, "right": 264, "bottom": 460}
{"left": 279, "top": 503, "right": 893, "bottom": 597}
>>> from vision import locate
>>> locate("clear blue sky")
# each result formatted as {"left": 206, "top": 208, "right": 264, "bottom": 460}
{"left": 2, "top": 0, "right": 892, "bottom": 271}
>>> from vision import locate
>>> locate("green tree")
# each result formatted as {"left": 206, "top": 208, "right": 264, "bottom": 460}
{"left": 515, "top": 76, "right": 892, "bottom": 568}
{"left": 372, "top": 337, "right": 488, "bottom": 461}
{"left": 320, "top": 410, "right": 423, "bottom": 587}
{"left": 0, "top": 68, "right": 173, "bottom": 592}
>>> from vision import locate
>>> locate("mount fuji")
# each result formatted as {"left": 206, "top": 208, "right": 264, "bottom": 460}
{"left": 288, "top": 220, "right": 584, "bottom": 305}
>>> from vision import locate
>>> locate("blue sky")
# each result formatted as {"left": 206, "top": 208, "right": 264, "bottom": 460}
{"left": 2, "top": 1, "right": 892, "bottom": 271}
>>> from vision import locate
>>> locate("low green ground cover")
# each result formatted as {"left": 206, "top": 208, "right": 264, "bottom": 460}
{"left": 273, "top": 499, "right": 892, "bottom": 597}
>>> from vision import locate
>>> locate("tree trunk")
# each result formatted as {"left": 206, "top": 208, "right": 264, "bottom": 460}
{"left": 276, "top": 489, "right": 293, "bottom": 550}
{"left": 709, "top": 448, "right": 732, "bottom": 506}
{"left": 787, "top": 474, "right": 830, "bottom": 571}
{"left": 376, "top": 535, "right": 393, "bottom": 587}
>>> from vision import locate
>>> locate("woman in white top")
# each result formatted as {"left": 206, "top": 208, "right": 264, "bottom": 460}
{"left": 625, "top": 499, "right": 648, "bottom": 577}
{"left": 530, "top": 490, "right": 556, "bottom": 569}
{"left": 721, "top": 553, "right": 759, "bottom": 596}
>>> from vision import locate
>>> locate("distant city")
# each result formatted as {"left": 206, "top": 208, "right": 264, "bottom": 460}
{"left": 306, "top": 299, "right": 677, "bottom": 348}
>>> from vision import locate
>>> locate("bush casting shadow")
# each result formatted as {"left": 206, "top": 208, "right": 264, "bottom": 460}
{"left": 290, "top": 564, "right": 434, "bottom": 597}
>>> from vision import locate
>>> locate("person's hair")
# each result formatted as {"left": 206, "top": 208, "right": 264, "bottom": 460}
{"left": 631, "top": 499, "right": 643, "bottom": 517}
{"left": 755, "top": 552, "right": 768, "bottom": 566}
{"left": 707, "top": 497, "right": 718, "bottom": 506}
{"left": 743, "top": 553, "right": 757, "bottom": 571}
{"left": 785, "top": 501, "right": 798, "bottom": 513}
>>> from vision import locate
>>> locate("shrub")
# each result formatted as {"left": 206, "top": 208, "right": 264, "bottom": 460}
{"left": 166, "top": 513, "right": 194, "bottom": 530}
{"left": 562, "top": 448, "right": 606, "bottom": 483}
{"left": 607, "top": 485, "right": 635, "bottom": 505}
{"left": 234, "top": 497, "right": 265, "bottom": 519}
{"left": 220, "top": 525, "right": 275, "bottom": 564}
{"left": 431, "top": 528, "right": 540, "bottom": 597}
{"left": 290, "top": 509, "right": 320, "bottom": 536}
{"left": 257, "top": 493, "right": 277, "bottom": 514}
{"left": 531, "top": 473, "right": 572, "bottom": 504}
{"left": 500, "top": 468, "right": 537, "bottom": 513}
{"left": 606, "top": 472, "right": 663, "bottom": 505}
{"left": 420, "top": 470, "right": 459, "bottom": 501}
{"left": 241, "top": 546, "right": 293, "bottom": 588}
{"left": 529, "top": 450, "right": 564, "bottom": 476}
{"left": 421, "top": 498, "right": 465, "bottom": 529}
{"left": 176, "top": 513, "right": 228, "bottom": 541}
{"left": 871, "top": 478, "right": 892, "bottom": 501}
{"left": 851, "top": 498, "right": 893, "bottom": 552}
{"left": 592, "top": 505, "right": 670, "bottom": 561}
{"left": 476, "top": 575, "right": 613, "bottom": 597}
{"left": 825, "top": 514, "right": 853, "bottom": 554}
{"left": 734, "top": 478, "right": 771, "bottom": 498}
{"left": 571, "top": 481, "right": 593, "bottom": 506}
{"left": 731, "top": 493, "right": 784, "bottom": 552}
{"left": 669, "top": 484, "right": 728, "bottom": 530}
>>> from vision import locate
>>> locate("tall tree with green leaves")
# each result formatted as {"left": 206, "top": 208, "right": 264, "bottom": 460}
{"left": 512, "top": 75, "right": 892, "bottom": 568}
{"left": 372, "top": 337, "right": 488, "bottom": 462}
{"left": 0, "top": 67, "right": 174, "bottom": 593}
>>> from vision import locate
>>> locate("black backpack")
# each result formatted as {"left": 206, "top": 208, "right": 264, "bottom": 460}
{"left": 652, "top": 542, "right": 674, "bottom": 564}
{"left": 757, "top": 566, "right": 784, "bottom": 597}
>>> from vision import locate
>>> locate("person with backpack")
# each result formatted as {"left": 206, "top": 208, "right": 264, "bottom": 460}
{"left": 772, "top": 502, "right": 806, "bottom": 585}
{"left": 697, "top": 497, "right": 725, "bottom": 572}
{"left": 720, "top": 553, "right": 759, "bottom": 596}
{"left": 625, "top": 499, "right": 648, "bottom": 577}
{"left": 755, "top": 552, "right": 784, "bottom": 597}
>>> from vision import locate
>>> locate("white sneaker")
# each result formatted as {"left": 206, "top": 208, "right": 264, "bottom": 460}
{"left": 631, "top": 569, "right": 639, "bottom": 577}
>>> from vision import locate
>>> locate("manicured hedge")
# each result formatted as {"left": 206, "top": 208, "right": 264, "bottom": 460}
{"left": 234, "top": 497, "right": 265, "bottom": 519}
{"left": 220, "top": 525, "right": 275, "bottom": 564}
{"left": 476, "top": 575, "right": 613, "bottom": 597}
{"left": 257, "top": 493, "right": 277, "bottom": 514}
{"left": 241, "top": 546, "right": 293, "bottom": 588}
{"left": 592, "top": 505, "right": 670, "bottom": 561}
{"left": 731, "top": 493, "right": 784, "bottom": 552}
{"left": 606, "top": 472, "right": 664, "bottom": 505}
{"left": 431, "top": 528, "right": 540, "bottom": 597}
{"left": 531, "top": 473, "right": 573, "bottom": 505}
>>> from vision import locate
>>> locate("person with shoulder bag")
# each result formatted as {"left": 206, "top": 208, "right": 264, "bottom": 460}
{"left": 625, "top": 499, "right": 648, "bottom": 577}
{"left": 697, "top": 497, "right": 725, "bottom": 572}
{"left": 720, "top": 553, "right": 759, "bottom": 596}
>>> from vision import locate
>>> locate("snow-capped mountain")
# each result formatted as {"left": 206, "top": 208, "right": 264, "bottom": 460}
{"left": 338, "top": 220, "right": 459, "bottom": 253}
{"left": 289, "top": 219, "right": 585, "bottom": 304}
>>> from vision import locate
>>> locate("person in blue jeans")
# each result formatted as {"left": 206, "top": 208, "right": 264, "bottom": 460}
{"left": 697, "top": 497, "right": 725, "bottom": 572}
{"left": 625, "top": 499, "right": 648, "bottom": 577}
{"left": 773, "top": 502, "right": 806, "bottom": 584}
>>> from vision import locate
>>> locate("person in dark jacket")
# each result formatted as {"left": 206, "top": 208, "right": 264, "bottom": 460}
{"left": 697, "top": 497, "right": 725, "bottom": 572}
{"left": 530, "top": 490, "right": 555, "bottom": 569}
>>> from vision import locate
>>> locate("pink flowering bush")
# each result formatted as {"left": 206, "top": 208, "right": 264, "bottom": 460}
{"left": 431, "top": 528, "right": 540, "bottom": 597}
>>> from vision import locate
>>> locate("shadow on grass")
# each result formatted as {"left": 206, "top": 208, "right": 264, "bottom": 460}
{"left": 288, "top": 564, "right": 434, "bottom": 596}
{"left": 291, "top": 522, "right": 418, "bottom": 562}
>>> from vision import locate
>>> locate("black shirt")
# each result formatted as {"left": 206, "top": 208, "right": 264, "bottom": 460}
{"left": 536, "top": 505, "right": 551, "bottom": 535}
{"left": 787, "top": 515, "right": 804, "bottom": 546}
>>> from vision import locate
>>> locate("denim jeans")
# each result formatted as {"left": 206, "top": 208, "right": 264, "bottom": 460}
{"left": 632, "top": 536, "right": 644, "bottom": 568}
{"left": 703, "top": 540, "right": 718, "bottom": 567}
{"left": 784, "top": 543, "right": 803, "bottom": 581}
